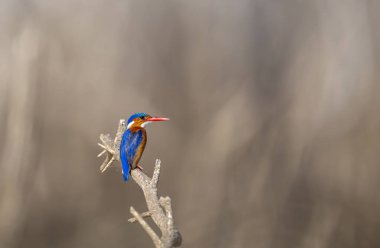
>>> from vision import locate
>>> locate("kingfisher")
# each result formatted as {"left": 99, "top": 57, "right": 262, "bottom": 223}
{"left": 120, "top": 112, "right": 169, "bottom": 181}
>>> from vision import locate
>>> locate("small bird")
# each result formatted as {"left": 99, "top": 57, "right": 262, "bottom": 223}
{"left": 120, "top": 112, "right": 169, "bottom": 181}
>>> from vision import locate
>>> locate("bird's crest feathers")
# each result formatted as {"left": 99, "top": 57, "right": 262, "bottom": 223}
{"left": 127, "top": 112, "right": 149, "bottom": 124}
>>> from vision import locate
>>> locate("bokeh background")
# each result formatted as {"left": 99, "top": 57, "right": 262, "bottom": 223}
{"left": 1, "top": 0, "right": 380, "bottom": 247}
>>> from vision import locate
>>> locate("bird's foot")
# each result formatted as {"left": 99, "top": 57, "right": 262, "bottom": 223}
{"left": 136, "top": 165, "right": 144, "bottom": 171}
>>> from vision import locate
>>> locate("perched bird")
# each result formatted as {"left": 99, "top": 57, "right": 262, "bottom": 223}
{"left": 120, "top": 113, "right": 169, "bottom": 181}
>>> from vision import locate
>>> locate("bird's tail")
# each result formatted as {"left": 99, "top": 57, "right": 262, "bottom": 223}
{"left": 122, "top": 171, "right": 129, "bottom": 181}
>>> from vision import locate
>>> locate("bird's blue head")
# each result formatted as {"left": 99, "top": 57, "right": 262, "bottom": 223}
{"left": 127, "top": 112, "right": 169, "bottom": 129}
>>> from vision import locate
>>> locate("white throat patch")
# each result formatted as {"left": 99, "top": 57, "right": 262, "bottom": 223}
{"left": 127, "top": 120, "right": 152, "bottom": 129}
{"left": 141, "top": 121, "right": 152, "bottom": 127}
{"left": 141, "top": 121, "right": 152, "bottom": 128}
{"left": 127, "top": 121, "right": 135, "bottom": 129}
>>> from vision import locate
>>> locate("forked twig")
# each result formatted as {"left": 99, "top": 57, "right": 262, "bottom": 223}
{"left": 98, "top": 120, "right": 182, "bottom": 248}
{"left": 128, "top": 211, "right": 152, "bottom": 223}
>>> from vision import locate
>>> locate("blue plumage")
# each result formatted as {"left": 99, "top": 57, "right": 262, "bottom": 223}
{"left": 118, "top": 112, "right": 169, "bottom": 182}
{"left": 120, "top": 129, "right": 145, "bottom": 181}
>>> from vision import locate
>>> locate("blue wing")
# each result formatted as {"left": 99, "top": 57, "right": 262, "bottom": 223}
{"left": 120, "top": 129, "right": 144, "bottom": 181}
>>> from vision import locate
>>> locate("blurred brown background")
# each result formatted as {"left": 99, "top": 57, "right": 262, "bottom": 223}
{"left": 1, "top": 0, "right": 380, "bottom": 247}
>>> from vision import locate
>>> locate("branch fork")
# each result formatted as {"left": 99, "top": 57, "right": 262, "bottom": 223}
{"left": 98, "top": 120, "right": 182, "bottom": 248}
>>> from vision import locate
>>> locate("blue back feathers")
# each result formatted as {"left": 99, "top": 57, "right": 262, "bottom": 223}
{"left": 120, "top": 126, "right": 145, "bottom": 181}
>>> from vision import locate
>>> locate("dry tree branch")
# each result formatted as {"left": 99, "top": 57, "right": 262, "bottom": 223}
{"left": 130, "top": 206, "right": 162, "bottom": 247}
{"left": 130, "top": 159, "right": 182, "bottom": 247}
{"left": 98, "top": 119, "right": 182, "bottom": 248}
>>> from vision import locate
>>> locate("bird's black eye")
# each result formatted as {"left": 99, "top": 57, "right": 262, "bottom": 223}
{"left": 140, "top": 116, "right": 145, "bottom": 120}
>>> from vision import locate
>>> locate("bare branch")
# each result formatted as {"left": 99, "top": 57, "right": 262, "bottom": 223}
{"left": 130, "top": 207, "right": 162, "bottom": 248}
{"left": 99, "top": 134, "right": 114, "bottom": 152}
{"left": 128, "top": 211, "right": 152, "bottom": 223}
{"left": 97, "top": 143, "right": 106, "bottom": 149}
{"left": 151, "top": 159, "right": 161, "bottom": 187}
{"left": 99, "top": 151, "right": 113, "bottom": 172}
{"left": 114, "top": 119, "right": 127, "bottom": 154}
{"left": 100, "top": 156, "right": 114, "bottom": 173}
{"left": 159, "top": 197, "right": 173, "bottom": 219}
{"left": 131, "top": 160, "right": 182, "bottom": 248}
{"left": 98, "top": 119, "right": 126, "bottom": 172}
{"left": 97, "top": 149, "right": 107, "bottom": 157}
{"left": 98, "top": 120, "right": 182, "bottom": 248}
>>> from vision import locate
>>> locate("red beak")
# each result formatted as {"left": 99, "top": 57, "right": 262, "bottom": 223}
{"left": 147, "top": 117, "right": 170, "bottom": 122}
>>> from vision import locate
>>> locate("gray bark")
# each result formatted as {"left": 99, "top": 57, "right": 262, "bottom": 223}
{"left": 98, "top": 120, "right": 181, "bottom": 248}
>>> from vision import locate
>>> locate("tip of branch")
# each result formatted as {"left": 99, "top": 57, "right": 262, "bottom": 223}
{"left": 97, "top": 149, "right": 107, "bottom": 157}
{"left": 151, "top": 159, "right": 162, "bottom": 187}
{"left": 128, "top": 211, "right": 152, "bottom": 223}
{"left": 98, "top": 143, "right": 106, "bottom": 149}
